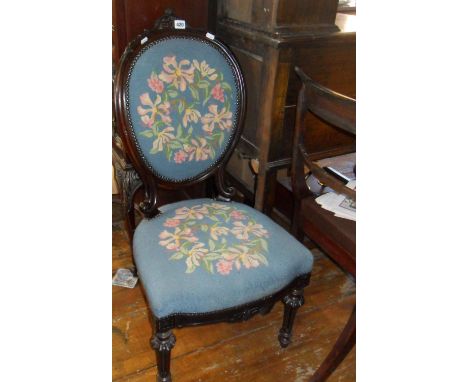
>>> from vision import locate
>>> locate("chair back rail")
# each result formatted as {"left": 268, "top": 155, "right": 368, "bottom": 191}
{"left": 291, "top": 67, "right": 356, "bottom": 232}
{"left": 295, "top": 67, "right": 355, "bottom": 135}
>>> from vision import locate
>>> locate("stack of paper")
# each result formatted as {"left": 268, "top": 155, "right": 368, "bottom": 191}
{"left": 315, "top": 180, "right": 356, "bottom": 221}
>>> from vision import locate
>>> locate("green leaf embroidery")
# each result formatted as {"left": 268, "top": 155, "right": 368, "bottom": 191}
{"left": 218, "top": 131, "right": 225, "bottom": 147}
{"left": 216, "top": 212, "right": 228, "bottom": 221}
{"left": 168, "top": 141, "right": 182, "bottom": 150}
{"left": 221, "top": 82, "right": 232, "bottom": 92}
{"left": 209, "top": 239, "right": 216, "bottom": 251}
{"left": 205, "top": 253, "right": 221, "bottom": 261}
{"left": 164, "top": 145, "right": 172, "bottom": 160}
{"left": 259, "top": 238, "right": 268, "bottom": 252}
{"left": 139, "top": 130, "right": 154, "bottom": 138}
{"left": 198, "top": 80, "right": 209, "bottom": 89}
{"left": 189, "top": 84, "right": 199, "bottom": 100}
{"left": 252, "top": 253, "right": 268, "bottom": 265}
{"left": 169, "top": 252, "right": 185, "bottom": 260}
{"left": 185, "top": 262, "right": 196, "bottom": 274}
{"left": 209, "top": 147, "right": 215, "bottom": 159}
{"left": 202, "top": 259, "right": 214, "bottom": 274}
{"left": 180, "top": 242, "right": 192, "bottom": 251}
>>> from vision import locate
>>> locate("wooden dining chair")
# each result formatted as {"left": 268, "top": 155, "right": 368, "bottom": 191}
{"left": 113, "top": 14, "right": 314, "bottom": 382}
{"left": 291, "top": 67, "right": 356, "bottom": 381}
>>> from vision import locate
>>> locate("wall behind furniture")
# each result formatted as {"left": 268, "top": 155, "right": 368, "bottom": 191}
{"left": 113, "top": 0, "right": 214, "bottom": 66}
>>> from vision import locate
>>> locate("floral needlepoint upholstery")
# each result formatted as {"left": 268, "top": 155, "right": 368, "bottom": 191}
{"left": 126, "top": 37, "right": 240, "bottom": 182}
{"left": 133, "top": 199, "right": 314, "bottom": 318}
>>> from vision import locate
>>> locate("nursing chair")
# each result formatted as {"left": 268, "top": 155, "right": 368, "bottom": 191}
{"left": 113, "top": 15, "right": 313, "bottom": 382}
{"left": 291, "top": 67, "right": 356, "bottom": 382}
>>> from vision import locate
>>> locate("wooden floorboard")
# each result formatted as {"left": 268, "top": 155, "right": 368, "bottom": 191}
{"left": 112, "top": 201, "right": 355, "bottom": 381}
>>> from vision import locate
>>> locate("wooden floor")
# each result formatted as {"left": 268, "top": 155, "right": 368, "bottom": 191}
{"left": 112, "top": 200, "right": 356, "bottom": 382}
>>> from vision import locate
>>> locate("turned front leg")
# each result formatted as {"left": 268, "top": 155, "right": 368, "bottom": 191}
{"left": 278, "top": 289, "right": 304, "bottom": 348}
{"left": 151, "top": 330, "right": 176, "bottom": 382}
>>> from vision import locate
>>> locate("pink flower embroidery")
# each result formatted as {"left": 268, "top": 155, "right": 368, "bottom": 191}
{"left": 185, "top": 243, "right": 209, "bottom": 273}
{"left": 210, "top": 203, "right": 231, "bottom": 211}
{"left": 230, "top": 210, "right": 246, "bottom": 220}
{"left": 137, "top": 93, "right": 171, "bottom": 127}
{"left": 216, "top": 260, "right": 233, "bottom": 275}
{"left": 231, "top": 221, "right": 269, "bottom": 240}
{"left": 147, "top": 73, "right": 164, "bottom": 93}
{"left": 163, "top": 218, "right": 180, "bottom": 228}
{"left": 173, "top": 150, "right": 188, "bottom": 164}
{"left": 201, "top": 104, "right": 233, "bottom": 133}
{"left": 182, "top": 108, "right": 201, "bottom": 128}
{"left": 158, "top": 204, "right": 271, "bottom": 275}
{"left": 211, "top": 83, "right": 225, "bottom": 102}
{"left": 174, "top": 205, "right": 209, "bottom": 220}
{"left": 224, "top": 246, "right": 262, "bottom": 270}
{"left": 151, "top": 126, "right": 176, "bottom": 153}
{"left": 158, "top": 56, "right": 195, "bottom": 92}
{"left": 184, "top": 138, "right": 212, "bottom": 161}
{"left": 210, "top": 226, "right": 230, "bottom": 241}
{"left": 193, "top": 60, "right": 217, "bottom": 80}
{"left": 158, "top": 227, "right": 198, "bottom": 250}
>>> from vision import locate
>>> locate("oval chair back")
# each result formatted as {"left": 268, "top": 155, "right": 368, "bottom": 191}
{"left": 114, "top": 27, "right": 246, "bottom": 217}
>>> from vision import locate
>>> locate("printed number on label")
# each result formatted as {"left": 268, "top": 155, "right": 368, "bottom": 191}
{"left": 174, "top": 20, "right": 186, "bottom": 29}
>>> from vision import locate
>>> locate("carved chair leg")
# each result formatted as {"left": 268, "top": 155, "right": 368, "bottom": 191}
{"left": 278, "top": 289, "right": 305, "bottom": 348}
{"left": 151, "top": 330, "right": 176, "bottom": 382}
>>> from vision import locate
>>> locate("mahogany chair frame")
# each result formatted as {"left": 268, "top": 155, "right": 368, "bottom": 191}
{"left": 291, "top": 67, "right": 356, "bottom": 382}
{"left": 113, "top": 13, "right": 311, "bottom": 382}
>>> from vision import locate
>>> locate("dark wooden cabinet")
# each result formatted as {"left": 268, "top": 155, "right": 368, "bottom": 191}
{"left": 216, "top": 0, "right": 356, "bottom": 213}
{"left": 217, "top": 0, "right": 339, "bottom": 33}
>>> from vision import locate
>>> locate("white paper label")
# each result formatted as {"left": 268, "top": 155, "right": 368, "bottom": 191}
{"left": 174, "top": 20, "right": 186, "bottom": 29}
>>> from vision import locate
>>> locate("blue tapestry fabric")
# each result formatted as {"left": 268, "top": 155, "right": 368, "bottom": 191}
{"left": 133, "top": 198, "right": 314, "bottom": 318}
{"left": 127, "top": 37, "right": 240, "bottom": 182}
